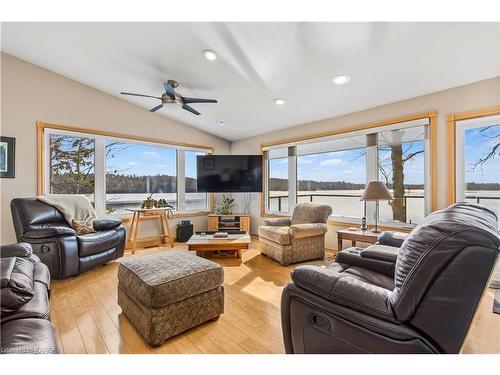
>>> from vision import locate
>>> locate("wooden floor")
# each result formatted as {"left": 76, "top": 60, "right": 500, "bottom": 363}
{"left": 49, "top": 240, "right": 500, "bottom": 354}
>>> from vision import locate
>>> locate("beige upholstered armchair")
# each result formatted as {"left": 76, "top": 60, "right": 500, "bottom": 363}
{"left": 258, "top": 203, "right": 332, "bottom": 265}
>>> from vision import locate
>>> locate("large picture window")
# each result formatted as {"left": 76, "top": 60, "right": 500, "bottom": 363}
{"left": 105, "top": 141, "right": 177, "bottom": 215}
{"left": 263, "top": 115, "right": 433, "bottom": 228}
{"left": 454, "top": 114, "right": 500, "bottom": 220}
{"left": 42, "top": 125, "right": 212, "bottom": 217}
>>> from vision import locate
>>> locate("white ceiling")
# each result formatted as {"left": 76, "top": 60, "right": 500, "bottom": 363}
{"left": 2, "top": 22, "right": 499, "bottom": 141}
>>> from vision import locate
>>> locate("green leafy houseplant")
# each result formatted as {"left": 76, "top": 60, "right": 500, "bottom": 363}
{"left": 214, "top": 194, "right": 235, "bottom": 215}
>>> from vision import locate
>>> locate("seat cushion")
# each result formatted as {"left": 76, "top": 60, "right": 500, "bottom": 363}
{"left": 77, "top": 230, "right": 118, "bottom": 257}
{"left": 118, "top": 250, "right": 224, "bottom": 308}
{"left": 0, "top": 318, "right": 58, "bottom": 354}
{"left": 1, "top": 282, "right": 50, "bottom": 323}
{"left": 258, "top": 225, "right": 291, "bottom": 245}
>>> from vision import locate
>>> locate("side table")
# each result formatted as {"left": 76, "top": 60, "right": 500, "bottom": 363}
{"left": 126, "top": 208, "right": 174, "bottom": 253}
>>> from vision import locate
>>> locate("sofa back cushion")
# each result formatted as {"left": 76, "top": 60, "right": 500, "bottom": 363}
{"left": 11, "top": 198, "right": 66, "bottom": 239}
{"left": 389, "top": 202, "right": 500, "bottom": 322}
{"left": 291, "top": 203, "right": 332, "bottom": 225}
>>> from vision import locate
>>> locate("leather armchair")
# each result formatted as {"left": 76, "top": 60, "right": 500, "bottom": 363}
{"left": 11, "top": 198, "right": 126, "bottom": 279}
{"left": 1, "top": 243, "right": 58, "bottom": 354}
{"left": 281, "top": 202, "right": 500, "bottom": 353}
{"left": 258, "top": 203, "right": 332, "bottom": 265}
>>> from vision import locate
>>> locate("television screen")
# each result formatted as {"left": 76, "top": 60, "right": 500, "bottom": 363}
{"left": 197, "top": 155, "right": 263, "bottom": 193}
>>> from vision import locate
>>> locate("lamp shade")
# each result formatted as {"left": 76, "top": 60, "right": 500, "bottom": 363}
{"left": 360, "top": 181, "right": 393, "bottom": 201}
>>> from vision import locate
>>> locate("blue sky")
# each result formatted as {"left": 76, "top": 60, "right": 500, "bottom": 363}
{"left": 105, "top": 142, "right": 205, "bottom": 178}
{"left": 464, "top": 126, "right": 500, "bottom": 183}
{"left": 106, "top": 142, "right": 177, "bottom": 176}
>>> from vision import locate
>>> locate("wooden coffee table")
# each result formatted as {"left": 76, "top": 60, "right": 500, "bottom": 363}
{"left": 186, "top": 234, "right": 251, "bottom": 258}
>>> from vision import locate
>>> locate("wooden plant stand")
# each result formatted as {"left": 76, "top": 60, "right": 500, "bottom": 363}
{"left": 126, "top": 208, "right": 174, "bottom": 253}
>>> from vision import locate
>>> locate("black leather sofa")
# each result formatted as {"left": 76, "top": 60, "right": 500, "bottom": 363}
{"left": 281, "top": 202, "right": 500, "bottom": 353}
{"left": 11, "top": 198, "right": 126, "bottom": 279}
{"left": 0, "top": 243, "right": 58, "bottom": 354}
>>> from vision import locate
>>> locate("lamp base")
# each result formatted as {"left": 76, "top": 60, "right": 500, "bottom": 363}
{"left": 371, "top": 228, "right": 382, "bottom": 234}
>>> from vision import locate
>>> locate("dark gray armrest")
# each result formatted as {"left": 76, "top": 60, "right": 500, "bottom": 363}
{"left": 376, "top": 231, "right": 407, "bottom": 248}
{"left": 23, "top": 226, "right": 76, "bottom": 239}
{"left": 291, "top": 265, "right": 396, "bottom": 322}
{"left": 0, "top": 243, "right": 33, "bottom": 259}
{"left": 336, "top": 249, "right": 396, "bottom": 277}
{"left": 361, "top": 244, "right": 400, "bottom": 264}
{"left": 93, "top": 218, "right": 122, "bottom": 231}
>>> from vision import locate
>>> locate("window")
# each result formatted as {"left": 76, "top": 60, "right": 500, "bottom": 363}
{"left": 43, "top": 125, "right": 211, "bottom": 217}
{"left": 48, "top": 133, "right": 95, "bottom": 204}
{"left": 105, "top": 141, "right": 177, "bottom": 215}
{"left": 184, "top": 150, "right": 208, "bottom": 211}
{"left": 297, "top": 149, "right": 366, "bottom": 219}
{"left": 263, "top": 116, "right": 433, "bottom": 227}
{"left": 455, "top": 115, "right": 500, "bottom": 219}
{"left": 268, "top": 156, "right": 289, "bottom": 213}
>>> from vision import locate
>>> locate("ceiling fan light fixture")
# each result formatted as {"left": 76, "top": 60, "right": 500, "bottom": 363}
{"left": 274, "top": 98, "right": 286, "bottom": 106}
{"left": 202, "top": 49, "right": 217, "bottom": 61}
{"left": 332, "top": 75, "right": 351, "bottom": 85}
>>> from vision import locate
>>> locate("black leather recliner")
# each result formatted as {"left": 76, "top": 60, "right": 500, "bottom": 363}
{"left": 281, "top": 203, "right": 500, "bottom": 354}
{"left": 11, "top": 198, "right": 126, "bottom": 279}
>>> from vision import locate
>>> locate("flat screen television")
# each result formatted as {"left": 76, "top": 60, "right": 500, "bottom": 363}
{"left": 196, "top": 155, "right": 263, "bottom": 193}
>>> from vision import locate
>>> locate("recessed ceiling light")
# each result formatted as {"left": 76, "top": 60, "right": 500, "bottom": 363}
{"left": 202, "top": 49, "right": 217, "bottom": 61}
{"left": 216, "top": 119, "right": 225, "bottom": 125}
{"left": 274, "top": 98, "right": 286, "bottom": 105}
{"left": 332, "top": 75, "right": 351, "bottom": 85}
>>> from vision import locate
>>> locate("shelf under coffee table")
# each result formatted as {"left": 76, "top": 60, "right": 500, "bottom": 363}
{"left": 186, "top": 234, "right": 251, "bottom": 258}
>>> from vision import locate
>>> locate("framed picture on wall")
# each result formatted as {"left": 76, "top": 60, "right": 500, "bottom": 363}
{"left": 0, "top": 136, "right": 16, "bottom": 178}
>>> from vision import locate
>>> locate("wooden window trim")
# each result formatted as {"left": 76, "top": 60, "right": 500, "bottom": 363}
{"left": 260, "top": 110, "right": 439, "bottom": 218}
{"left": 37, "top": 121, "right": 215, "bottom": 213}
{"left": 446, "top": 106, "right": 500, "bottom": 205}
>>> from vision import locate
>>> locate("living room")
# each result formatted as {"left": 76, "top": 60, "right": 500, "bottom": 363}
{"left": 1, "top": 1, "right": 500, "bottom": 372}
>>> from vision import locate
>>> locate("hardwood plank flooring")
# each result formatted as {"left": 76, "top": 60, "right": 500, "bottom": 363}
{"left": 49, "top": 240, "right": 500, "bottom": 354}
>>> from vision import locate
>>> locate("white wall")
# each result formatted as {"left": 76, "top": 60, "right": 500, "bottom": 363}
{"left": 0, "top": 53, "right": 231, "bottom": 244}
{"left": 231, "top": 77, "right": 500, "bottom": 249}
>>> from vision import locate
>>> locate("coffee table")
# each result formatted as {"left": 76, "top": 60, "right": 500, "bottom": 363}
{"left": 186, "top": 234, "right": 251, "bottom": 258}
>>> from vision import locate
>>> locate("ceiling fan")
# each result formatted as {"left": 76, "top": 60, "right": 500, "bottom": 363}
{"left": 120, "top": 80, "right": 217, "bottom": 115}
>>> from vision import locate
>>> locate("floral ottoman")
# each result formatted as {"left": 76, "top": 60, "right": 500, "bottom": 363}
{"left": 117, "top": 250, "right": 224, "bottom": 346}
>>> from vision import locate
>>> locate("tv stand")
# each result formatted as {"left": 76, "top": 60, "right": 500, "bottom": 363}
{"left": 208, "top": 214, "right": 250, "bottom": 234}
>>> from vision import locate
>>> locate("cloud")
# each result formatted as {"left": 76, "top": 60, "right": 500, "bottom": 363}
{"left": 277, "top": 158, "right": 288, "bottom": 164}
{"left": 126, "top": 161, "right": 138, "bottom": 166}
{"left": 298, "top": 158, "right": 314, "bottom": 165}
{"left": 319, "top": 158, "right": 343, "bottom": 167}
{"left": 154, "top": 164, "right": 167, "bottom": 168}
{"left": 143, "top": 151, "right": 159, "bottom": 158}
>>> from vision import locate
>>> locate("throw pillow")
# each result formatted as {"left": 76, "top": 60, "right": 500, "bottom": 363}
{"left": 72, "top": 219, "right": 96, "bottom": 235}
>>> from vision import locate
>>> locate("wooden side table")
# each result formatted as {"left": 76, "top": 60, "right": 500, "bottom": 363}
{"left": 336, "top": 228, "right": 379, "bottom": 251}
{"left": 126, "top": 208, "right": 174, "bottom": 253}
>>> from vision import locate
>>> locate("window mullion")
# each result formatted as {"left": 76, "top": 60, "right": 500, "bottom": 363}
{"left": 177, "top": 149, "right": 186, "bottom": 211}
{"left": 288, "top": 146, "right": 297, "bottom": 214}
{"left": 94, "top": 137, "right": 106, "bottom": 217}
{"left": 366, "top": 145, "right": 378, "bottom": 225}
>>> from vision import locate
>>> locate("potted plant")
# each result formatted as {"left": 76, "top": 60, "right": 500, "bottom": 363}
{"left": 214, "top": 194, "right": 235, "bottom": 215}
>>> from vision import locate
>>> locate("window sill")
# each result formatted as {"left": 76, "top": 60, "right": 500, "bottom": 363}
{"left": 118, "top": 210, "right": 210, "bottom": 223}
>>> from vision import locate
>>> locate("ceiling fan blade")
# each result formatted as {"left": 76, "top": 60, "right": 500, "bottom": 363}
{"left": 150, "top": 104, "right": 163, "bottom": 112}
{"left": 163, "top": 83, "right": 176, "bottom": 99}
{"left": 182, "top": 104, "right": 201, "bottom": 115}
{"left": 181, "top": 97, "right": 218, "bottom": 104}
{"left": 120, "top": 92, "right": 162, "bottom": 99}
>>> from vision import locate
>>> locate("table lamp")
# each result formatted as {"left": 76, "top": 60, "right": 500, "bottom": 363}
{"left": 360, "top": 181, "right": 393, "bottom": 233}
